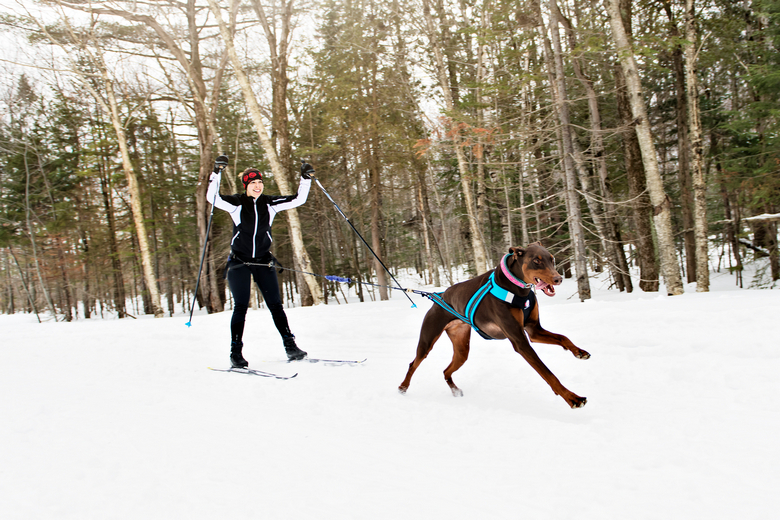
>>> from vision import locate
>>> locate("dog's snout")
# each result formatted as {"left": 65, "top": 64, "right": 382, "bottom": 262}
{"left": 553, "top": 275, "right": 563, "bottom": 285}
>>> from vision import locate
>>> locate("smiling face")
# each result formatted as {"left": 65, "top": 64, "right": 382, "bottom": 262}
{"left": 509, "top": 244, "right": 563, "bottom": 297}
{"left": 246, "top": 178, "right": 264, "bottom": 198}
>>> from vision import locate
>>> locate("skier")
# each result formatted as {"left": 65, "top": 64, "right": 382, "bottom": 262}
{"left": 206, "top": 156, "right": 315, "bottom": 367}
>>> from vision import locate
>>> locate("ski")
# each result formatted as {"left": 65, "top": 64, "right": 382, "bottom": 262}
{"left": 287, "top": 357, "right": 367, "bottom": 366}
{"left": 208, "top": 367, "right": 298, "bottom": 380}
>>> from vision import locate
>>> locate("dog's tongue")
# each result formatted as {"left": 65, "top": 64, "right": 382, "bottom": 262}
{"left": 535, "top": 280, "right": 556, "bottom": 297}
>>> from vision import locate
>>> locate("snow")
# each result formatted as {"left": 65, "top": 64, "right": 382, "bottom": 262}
{"left": 1, "top": 266, "right": 778, "bottom": 519}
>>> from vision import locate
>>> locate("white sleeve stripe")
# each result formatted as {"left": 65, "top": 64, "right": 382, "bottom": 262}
{"left": 206, "top": 173, "right": 242, "bottom": 224}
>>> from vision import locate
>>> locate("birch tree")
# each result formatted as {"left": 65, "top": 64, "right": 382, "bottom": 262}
{"left": 207, "top": 0, "right": 324, "bottom": 304}
{"left": 420, "top": 0, "right": 490, "bottom": 274}
{"left": 32, "top": 4, "right": 165, "bottom": 316}
{"left": 543, "top": 0, "right": 591, "bottom": 300}
{"left": 553, "top": 0, "right": 633, "bottom": 292}
{"left": 662, "top": 0, "right": 696, "bottom": 283}
{"left": 605, "top": 0, "right": 684, "bottom": 295}
{"left": 684, "top": 0, "right": 710, "bottom": 291}
{"left": 57, "top": 0, "right": 232, "bottom": 313}
{"left": 250, "top": 0, "right": 321, "bottom": 304}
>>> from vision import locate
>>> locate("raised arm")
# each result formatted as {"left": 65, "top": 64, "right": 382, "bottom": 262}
{"left": 206, "top": 156, "right": 241, "bottom": 221}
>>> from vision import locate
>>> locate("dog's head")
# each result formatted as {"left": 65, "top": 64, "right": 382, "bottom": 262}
{"left": 508, "top": 243, "right": 563, "bottom": 297}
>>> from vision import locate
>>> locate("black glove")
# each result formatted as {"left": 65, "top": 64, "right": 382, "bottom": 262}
{"left": 300, "top": 161, "right": 315, "bottom": 180}
{"left": 213, "top": 155, "right": 229, "bottom": 173}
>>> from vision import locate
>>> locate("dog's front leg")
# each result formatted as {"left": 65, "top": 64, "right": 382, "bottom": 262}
{"left": 514, "top": 308, "right": 590, "bottom": 359}
{"left": 526, "top": 325, "right": 591, "bottom": 360}
{"left": 506, "top": 331, "right": 587, "bottom": 409}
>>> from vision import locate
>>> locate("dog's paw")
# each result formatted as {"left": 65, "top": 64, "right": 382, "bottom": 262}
{"left": 569, "top": 397, "right": 587, "bottom": 409}
{"left": 575, "top": 350, "right": 591, "bottom": 360}
{"left": 450, "top": 387, "right": 464, "bottom": 397}
{"left": 398, "top": 385, "right": 408, "bottom": 395}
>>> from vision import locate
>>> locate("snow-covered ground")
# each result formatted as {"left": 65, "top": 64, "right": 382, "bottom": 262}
{"left": 1, "top": 264, "right": 778, "bottom": 519}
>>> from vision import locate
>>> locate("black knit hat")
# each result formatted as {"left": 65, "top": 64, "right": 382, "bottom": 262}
{"left": 241, "top": 169, "right": 263, "bottom": 189}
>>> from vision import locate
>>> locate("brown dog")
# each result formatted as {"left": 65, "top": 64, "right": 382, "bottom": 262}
{"left": 398, "top": 244, "right": 589, "bottom": 408}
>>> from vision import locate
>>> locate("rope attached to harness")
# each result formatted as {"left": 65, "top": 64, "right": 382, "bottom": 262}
{"left": 226, "top": 255, "right": 428, "bottom": 301}
{"left": 225, "top": 253, "right": 535, "bottom": 338}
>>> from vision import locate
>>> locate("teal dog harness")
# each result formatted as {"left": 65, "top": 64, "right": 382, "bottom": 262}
{"left": 423, "top": 255, "right": 537, "bottom": 340}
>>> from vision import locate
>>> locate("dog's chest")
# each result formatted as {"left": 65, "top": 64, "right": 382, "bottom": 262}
{"left": 508, "top": 289, "right": 536, "bottom": 322}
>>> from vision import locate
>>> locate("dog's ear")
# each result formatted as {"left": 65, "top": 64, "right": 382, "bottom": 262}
{"left": 509, "top": 246, "right": 525, "bottom": 258}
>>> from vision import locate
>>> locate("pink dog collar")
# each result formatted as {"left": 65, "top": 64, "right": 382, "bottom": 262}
{"left": 500, "top": 254, "right": 533, "bottom": 289}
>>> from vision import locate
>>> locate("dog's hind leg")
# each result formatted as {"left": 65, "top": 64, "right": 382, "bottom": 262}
{"left": 398, "top": 307, "right": 451, "bottom": 394}
{"left": 443, "top": 320, "right": 471, "bottom": 397}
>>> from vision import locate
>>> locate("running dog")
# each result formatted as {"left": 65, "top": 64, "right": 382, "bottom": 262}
{"left": 398, "top": 244, "right": 589, "bottom": 408}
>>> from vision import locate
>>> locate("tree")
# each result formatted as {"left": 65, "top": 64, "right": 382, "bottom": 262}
{"left": 57, "top": 0, "right": 232, "bottom": 313}
{"left": 207, "top": 0, "right": 324, "bottom": 304}
{"left": 605, "top": 0, "right": 685, "bottom": 295}
{"left": 540, "top": 0, "right": 591, "bottom": 300}
{"left": 554, "top": 0, "right": 633, "bottom": 292}
{"left": 420, "top": 0, "right": 491, "bottom": 274}
{"left": 28, "top": 6, "right": 164, "bottom": 315}
{"left": 684, "top": 0, "right": 710, "bottom": 291}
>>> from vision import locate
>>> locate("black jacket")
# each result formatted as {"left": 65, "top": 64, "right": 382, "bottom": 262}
{"left": 207, "top": 172, "right": 311, "bottom": 260}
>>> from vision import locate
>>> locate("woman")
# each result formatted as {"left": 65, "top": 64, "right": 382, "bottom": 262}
{"left": 206, "top": 156, "right": 315, "bottom": 367}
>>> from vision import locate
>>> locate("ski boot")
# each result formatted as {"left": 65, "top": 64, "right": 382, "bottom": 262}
{"left": 230, "top": 341, "right": 249, "bottom": 368}
{"left": 283, "top": 335, "right": 307, "bottom": 361}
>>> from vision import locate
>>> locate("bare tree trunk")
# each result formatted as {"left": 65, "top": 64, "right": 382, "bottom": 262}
{"left": 78, "top": 229, "right": 93, "bottom": 319}
{"left": 97, "top": 142, "right": 127, "bottom": 318}
{"left": 23, "top": 151, "right": 57, "bottom": 320}
{"left": 684, "top": 0, "right": 710, "bottom": 292}
{"left": 421, "top": 0, "right": 490, "bottom": 274}
{"left": 58, "top": 0, "right": 228, "bottom": 312}
{"left": 367, "top": 11, "right": 389, "bottom": 300}
{"left": 615, "top": 64, "right": 659, "bottom": 291}
{"left": 663, "top": 1, "right": 696, "bottom": 284}
{"left": 8, "top": 247, "right": 41, "bottom": 322}
{"left": 498, "top": 152, "right": 514, "bottom": 248}
{"left": 555, "top": 0, "right": 632, "bottom": 291}
{"left": 98, "top": 73, "right": 164, "bottom": 316}
{"left": 712, "top": 131, "right": 742, "bottom": 287}
{"left": 605, "top": 0, "right": 684, "bottom": 295}
{"left": 369, "top": 161, "right": 388, "bottom": 300}
{"left": 208, "top": 0, "right": 324, "bottom": 304}
{"left": 519, "top": 51, "right": 533, "bottom": 247}
{"left": 415, "top": 167, "right": 440, "bottom": 287}
{"left": 426, "top": 156, "right": 454, "bottom": 284}
{"left": 475, "top": 0, "right": 491, "bottom": 262}
{"left": 40, "top": 4, "right": 163, "bottom": 317}
{"left": 251, "top": 0, "right": 315, "bottom": 306}
{"left": 541, "top": 0, "right": 591, "bottom": 300}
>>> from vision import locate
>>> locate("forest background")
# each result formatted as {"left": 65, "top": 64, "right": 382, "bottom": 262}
{"left": 0, "top": 0, "right": 777, "bottom": 322}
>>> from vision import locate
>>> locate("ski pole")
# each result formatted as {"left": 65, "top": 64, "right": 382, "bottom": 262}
{"left": 308, "top": 161, "right": 417, "bottom": 308}
{"left": 187, "top": 155, "right": 229, "bottom": 326}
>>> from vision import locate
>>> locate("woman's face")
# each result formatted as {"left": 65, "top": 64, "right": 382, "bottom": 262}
{"left": 246, "top": 178, "right": 264, "bottom": 198}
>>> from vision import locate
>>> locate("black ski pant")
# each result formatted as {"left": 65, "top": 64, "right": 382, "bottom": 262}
{"left": 227, "top": 258, "right": 292, "bottom": 344}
